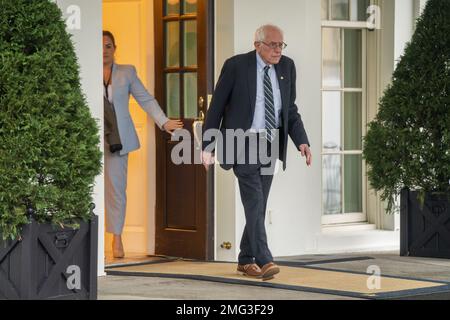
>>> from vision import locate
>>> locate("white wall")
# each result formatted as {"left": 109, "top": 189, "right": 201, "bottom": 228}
{"left": 394, "top": 0, "right": 415, "bottom": 67}
{"left": 56, "top": 0, "right": 104, "bottom": 275}
{"left": 215, "top": 0, "right": 323, "bottom": 260}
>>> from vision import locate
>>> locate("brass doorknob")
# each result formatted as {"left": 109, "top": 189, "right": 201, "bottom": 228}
{"left": 220, "top": 242, "right": 232, "bottom": 250}
{"left": 198, "top": 96, "right": 204, "bottom": 109}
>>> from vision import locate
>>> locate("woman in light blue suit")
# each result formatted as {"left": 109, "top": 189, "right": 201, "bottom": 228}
{"left": 103, "top": 31, "right": 183, "bottom": 258}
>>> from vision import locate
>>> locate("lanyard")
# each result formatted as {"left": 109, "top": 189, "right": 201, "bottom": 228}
{"left": 104, "top": 64, "right": 113, "bottom": 99}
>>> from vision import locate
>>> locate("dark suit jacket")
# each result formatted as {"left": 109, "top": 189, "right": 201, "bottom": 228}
{"left": 202, "top": 50, "right": 310, "bottom": 170}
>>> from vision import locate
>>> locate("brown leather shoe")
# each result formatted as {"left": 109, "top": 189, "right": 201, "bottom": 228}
{"left": 237, "top": 263, "right": 262, "bottom": 278}
{"left": 260, "top": 262, "right": 280, "bottom": 280}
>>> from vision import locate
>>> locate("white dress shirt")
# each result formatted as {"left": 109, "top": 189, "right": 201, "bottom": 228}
{"left": 251, "top": 52, "right": 282, "bottom": 130}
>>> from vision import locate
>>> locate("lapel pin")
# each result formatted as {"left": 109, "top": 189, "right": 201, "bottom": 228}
{"left": 280, "top": 76, "right": 284, "bottom": 80}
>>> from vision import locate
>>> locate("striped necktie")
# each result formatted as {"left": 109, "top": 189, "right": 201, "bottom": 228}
{"left": 264, "top": 65, "right": 276, "bottom": 142}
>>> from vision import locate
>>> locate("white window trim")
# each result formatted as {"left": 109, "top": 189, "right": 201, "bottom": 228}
{"left": 322, "top": 21, "right": 369, "bottom": 29}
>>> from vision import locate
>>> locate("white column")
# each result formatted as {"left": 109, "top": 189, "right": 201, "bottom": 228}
{"left": 394, "top": 0, "right": 415, "bottom": 67}
{"left": 56, "top": 0, "right": 105, "bottom": 276}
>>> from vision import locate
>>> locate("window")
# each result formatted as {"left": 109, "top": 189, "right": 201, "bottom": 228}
{"left": 164, "top": 0, "right": 198, "bottom": 119}
{"left": 322, "top": 0, "right": 371, "bottom": 21}
{"left": 321, "top": 0, "right": 369, "bottom": 225}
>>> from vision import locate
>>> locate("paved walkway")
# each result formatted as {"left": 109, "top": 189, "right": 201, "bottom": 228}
{"left": 98, "top": 252, "right": 450, "bottom": 300}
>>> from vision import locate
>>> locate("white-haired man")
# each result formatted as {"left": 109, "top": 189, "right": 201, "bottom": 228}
{"left": 202, "top": 25, "right": 312, "bottom": 280}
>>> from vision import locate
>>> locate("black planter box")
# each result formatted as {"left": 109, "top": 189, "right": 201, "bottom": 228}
{"left": 0, "top": 215, "right": 98, "bottom": 300}
{"left": 401, "top": 189, "right": 450, "bottom": 259}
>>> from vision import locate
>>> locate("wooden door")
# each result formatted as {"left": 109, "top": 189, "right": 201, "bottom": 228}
{"left": 103, "top": 0, "right": 154, "bottom": 256}
{"left": 154, "top": 0, "right": 214, "bottom": 260}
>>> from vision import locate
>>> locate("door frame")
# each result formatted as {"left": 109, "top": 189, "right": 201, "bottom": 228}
{"left": 153, "top": 0, "right": 215, "bottom": 260}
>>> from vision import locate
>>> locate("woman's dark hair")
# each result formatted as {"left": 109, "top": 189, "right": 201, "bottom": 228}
{"left": 103, "top": 30, "right": 117, "bottom": 48}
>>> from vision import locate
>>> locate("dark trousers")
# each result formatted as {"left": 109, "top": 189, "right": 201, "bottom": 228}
{"left": 233, "top": 132, "right": 278, "bottom": 267}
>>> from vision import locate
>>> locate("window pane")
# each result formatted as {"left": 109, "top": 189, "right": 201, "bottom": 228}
{"left": 344, "top": 154, "right": 362, "bottom": 213}
{"left": 165, "top": 0, "right": 180, "bottom": 15}
{"left": 184, "top": 73, "right": 197, "bottom": 119}
{"left": 322, "top": 0, "right": 329, "bottom": 20}
{"left": 358, "top": 0, "right": 370, "bottom": 21}
{"left": 323, "top": 91, "right": 341, "bottom": 151}
{"left": 183, "top": 20, "right": 197, "bottom": 67}
{"left": 323, "top": 155, "right": 342, "bottom": 215}
{"left": 331, "top": 0, "right": 349, "bottom": 20}
{"left": 344, "top": 29, "right": 362, "bottom": 88}
{"left": 166, "top": 73, "right": 180, "bottom": 118}
{"left": 183, "top": 0, "right": 197, "bottom": 14}
{"left": 165, "top": 21, "right": 180, "bottom": 68}
{"left": 322, "top": 28, "right": 341, "bottom": 88}
{"left": 349, "top": 0, "right": 370, "bottom": 21}
{"left": 344, "top": 92, "right": 362, "bottom": 150}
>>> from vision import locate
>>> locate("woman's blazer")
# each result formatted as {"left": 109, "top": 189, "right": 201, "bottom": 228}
{"left": 111, "top": 63, "right": 169, "bottom": 155}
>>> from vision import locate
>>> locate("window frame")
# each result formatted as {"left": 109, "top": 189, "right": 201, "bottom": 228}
{"left": 321, "top": 20, "right": 368, "bottom": 226}
{"left": 163, "top": 0, "right": 199, "bottom": 119}
{"left": 322, "top": 0, "right": 371, "bottom": 24}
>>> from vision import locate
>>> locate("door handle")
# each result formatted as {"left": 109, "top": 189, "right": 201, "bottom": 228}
{"left": 198, "top": 110, "right": 205, "bottom": 122}
{"left": 198, "top": 96, "right": 204, "bottom": 109}
{"left": 220, "top": 242, "right": 232, "bottom": 250}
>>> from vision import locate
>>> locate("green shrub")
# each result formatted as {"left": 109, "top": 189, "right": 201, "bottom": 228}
{"left": 363, "top": 0, "right": 450, "bottom": 212}
{"left": 0, "top": 0, "right": 102, "bottom": 240}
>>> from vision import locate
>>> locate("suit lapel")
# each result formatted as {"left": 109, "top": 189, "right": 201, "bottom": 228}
{"left": 274, "top": 61, "right": 288, "bottom": 126}
{"left": 247, "top": 51, "right": 257, "bottom": 117}
{"left": 111, "top": 62, "right": 120, "bottom": 110}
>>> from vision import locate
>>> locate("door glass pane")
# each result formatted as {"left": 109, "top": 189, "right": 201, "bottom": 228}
{"left": 331, "top": 0, "right": 349, "bottom": 20}
{"left": 165, "top": 0, "right": 180, "bottom": 15}
{"left": 183, "top": 20, "right": 197, "bottom": 67}
{"left": 322, "top": 28, "right": 341, "bottom": 88}
{"left": 183, "top": 0, "right": 197, "bottom": 14}
{"left": 344, "top": 154, "right": 362, "bottom": 213}
{"left": 184, "top": 73, "right": 197, "bottom": 119}
{"left": 166, "top": 73, "right": 180, "bottom": 118}
{"left": 165, "top": 21, "right": 180, "bottom": 68}
{"left": 323, "top": 91, "right": 341, "bottom": 151}
{"left": 344, "top": 92, "right": 362, "bottom": 150}
{"left": 344, "top": 29, "right": 362, "bottom": 88}
{"left": 322, "top": 0, "right": 329, "bottom": 20}
{"left": 323, "top": 155, "right": 342, "bottom": 215}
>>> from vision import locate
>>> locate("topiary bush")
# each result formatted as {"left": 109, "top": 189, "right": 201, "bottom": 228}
{"left": 0, "top": 0, "right": 102, "bottom": 240}
{"left": 363, "top": 0, "right": 450, "bottom": 212}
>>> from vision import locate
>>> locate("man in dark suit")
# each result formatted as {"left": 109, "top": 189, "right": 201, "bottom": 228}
{"left": 202, "top": 25, "right": 312, "bottom": 280}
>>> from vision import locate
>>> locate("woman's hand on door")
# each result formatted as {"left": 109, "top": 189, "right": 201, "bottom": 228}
{"left": 163, "top": 119, "right": 184, "bottom": 134}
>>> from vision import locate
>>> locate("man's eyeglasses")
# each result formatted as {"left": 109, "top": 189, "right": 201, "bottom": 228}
{"left": 260, "top": 41, "right": 287, "bottom": 50}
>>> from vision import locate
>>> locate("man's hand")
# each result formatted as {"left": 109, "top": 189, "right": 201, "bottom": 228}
{"left": 201, "top": 151, "right": 215, "bottom": 171}
{"left": 299, "top": 144, "right": 312, "bottom": 167}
